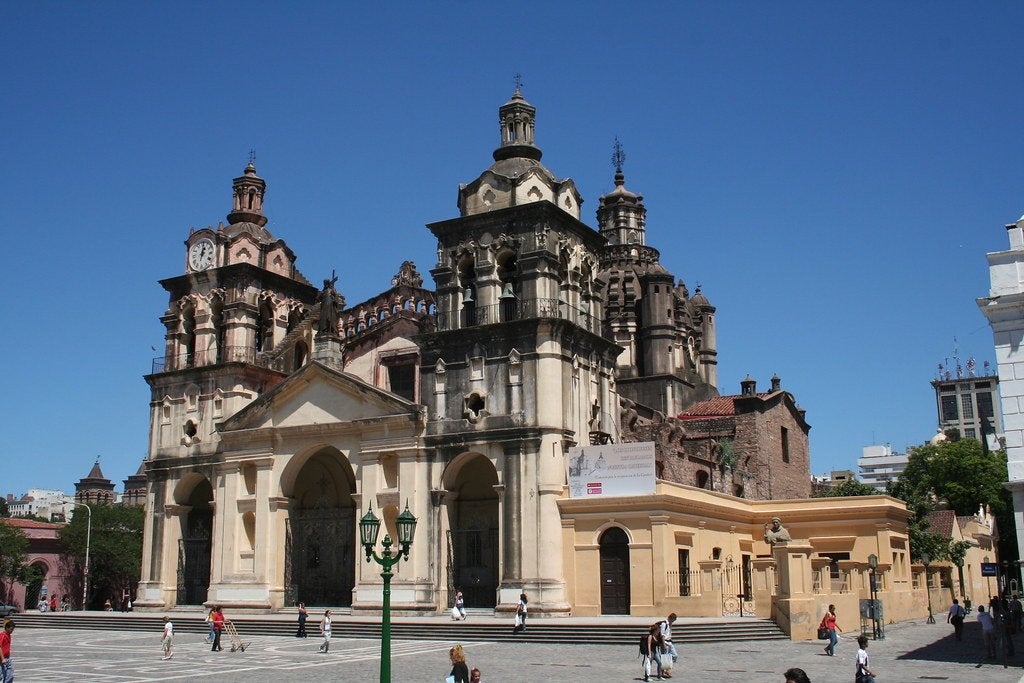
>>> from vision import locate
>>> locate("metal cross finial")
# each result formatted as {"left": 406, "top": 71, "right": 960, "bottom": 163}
{"left": 248, "top": 149, "right": 257, "bottom": 165}
{"left": 611, "top": 137, "right": 626, "bottom": 174}
{"left": 513, "top": 73, "right": 523, "bottom": 93}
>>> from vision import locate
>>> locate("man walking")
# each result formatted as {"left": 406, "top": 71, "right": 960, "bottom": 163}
{"left": 947, "top": 598, "right": 965, "bottom": 641}
{"left": 659, "top": 612, "right": 678, "bottom": 678}
{"left": 210, "top": 606, "right": 225, "bottom": 652}
{"left": 161, "top": 616, "right": 174, "bottom": 660}
{"left": 0, "top": 620, "right": 15, "bottom": 683}
{"left": 977, "top": 605, "right": 996, "bottom": 659}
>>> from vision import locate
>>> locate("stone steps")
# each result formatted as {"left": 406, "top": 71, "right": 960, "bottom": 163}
{"left": 11, "top": 612, "right": 787, "bottom": 644}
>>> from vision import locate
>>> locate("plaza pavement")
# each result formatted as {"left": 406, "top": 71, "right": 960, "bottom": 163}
{"left": 7, "top": 616, "right": 1024, "bottom": 682}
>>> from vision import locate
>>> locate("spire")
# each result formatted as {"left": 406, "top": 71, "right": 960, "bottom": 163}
{"left": 597, "top": 137, "right": 646, "bottom": 245}
{"left": 493, "top": 76, "right": 542, "bottom": 163}
{"left": 226, "top": 154, "right": 268, "bottom": 227}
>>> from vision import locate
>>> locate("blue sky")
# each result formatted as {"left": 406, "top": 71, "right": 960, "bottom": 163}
{"left": 1, "top": 2, "right": 1021, "bottom": 497}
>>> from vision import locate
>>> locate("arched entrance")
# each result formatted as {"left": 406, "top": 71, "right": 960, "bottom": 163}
{"left": 178, "top": 477, "right": 213, "bottom": 606}
{"left": 25, "top": 562, "right": 47, "bottom": 611}
{"left": 285, "top": 449, "right": 356, "bottom": 607}
{"left": 599, "top": 526, "right": 631, "bottom": 615}
{"left": 446, "top": 454, "right": 499, "bottom": 608}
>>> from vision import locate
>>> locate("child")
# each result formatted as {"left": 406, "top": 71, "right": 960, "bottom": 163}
{"left": 855, "top": 635, "right": 876, "bottom": 683}
{"left": 161, "top": 616, "right": 174, "bottom": 660}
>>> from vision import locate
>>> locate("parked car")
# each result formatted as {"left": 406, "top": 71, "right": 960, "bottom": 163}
{"left": 0, "top": 605, "right": 18, "bottom": 617}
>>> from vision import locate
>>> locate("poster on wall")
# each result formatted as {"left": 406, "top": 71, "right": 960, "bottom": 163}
{"left": 566, "top": 441, "right": 656, "bottom": 498}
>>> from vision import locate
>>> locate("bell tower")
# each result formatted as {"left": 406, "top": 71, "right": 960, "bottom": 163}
{"left": 420, "top": 89, "right": 621, "bottom": 616}
{"left": 226, "top": 156, "right": 268, "bottom": 227}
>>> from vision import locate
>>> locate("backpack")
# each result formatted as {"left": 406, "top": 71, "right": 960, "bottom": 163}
{"left": 639, "top": 633, "right": 649, "bottom": 657}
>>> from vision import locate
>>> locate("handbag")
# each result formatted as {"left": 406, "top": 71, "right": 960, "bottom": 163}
{"left": 817, "top": 626, "right": 829, "bottom": 640}
{"left": 445, "top": 676, "right": 456, "bottom": 683}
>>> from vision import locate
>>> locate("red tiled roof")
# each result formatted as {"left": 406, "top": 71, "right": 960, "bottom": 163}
{"left": 1, "top": 517, "right": 63, "bottom": 530}
{"left": 926, "top": 509, "right": 955, "bottom": 539}
{"left": 677, "top": 393, "right": 773, "bottom": 419}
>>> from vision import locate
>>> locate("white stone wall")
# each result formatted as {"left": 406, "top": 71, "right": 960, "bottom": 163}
{"left": 978, "top": 215, "right": 1024, "bottom": 557}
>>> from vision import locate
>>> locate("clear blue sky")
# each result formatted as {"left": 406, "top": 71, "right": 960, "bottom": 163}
{"left": 1, "top": 2, "right": 1021, "bottom": 497}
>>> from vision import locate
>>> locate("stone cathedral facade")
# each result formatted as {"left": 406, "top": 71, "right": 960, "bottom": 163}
{"left": 136, "top": 90, "right": 814, "bottom": 616}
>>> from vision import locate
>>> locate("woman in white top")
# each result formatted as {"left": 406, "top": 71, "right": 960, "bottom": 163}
{"left": 318, "top": 610, "right": 332, "bottom": 653}
{"left": 512, "top": 593, "right": 527, "bottom": 634}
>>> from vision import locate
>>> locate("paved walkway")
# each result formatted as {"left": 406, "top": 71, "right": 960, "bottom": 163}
{"left": 6, "top": 617, "right": 1023, "bottom": 682}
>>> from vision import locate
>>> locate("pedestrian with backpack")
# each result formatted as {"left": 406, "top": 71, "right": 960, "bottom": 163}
{"left": 640, "top": 622, "right": 664, "bottom": 681}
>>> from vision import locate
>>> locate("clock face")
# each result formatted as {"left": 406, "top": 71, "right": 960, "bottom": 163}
{"left": 188, "top": 239, "right": 214, "bottom": 271}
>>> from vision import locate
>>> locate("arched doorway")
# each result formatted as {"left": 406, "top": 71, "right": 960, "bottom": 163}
{"left": 25, "top": 562, "right": 47, "bottom": 611}
{"left": 285, "top": 449, "right": 356, "bottom": 607}
{"left": 178, "top": 478, "right": 213, "bottom": 606}
{"left": 446, "top": 454, "right": 499, "bottom": 608}
{"left": 599, "top": 527, "right": 631, "bottom": 615}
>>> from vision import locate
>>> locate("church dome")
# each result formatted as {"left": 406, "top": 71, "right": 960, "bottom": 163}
{"left": 222, "top": 221, "right": 273, "bottom": 243}
{"left": 690, "top": 288, "right": 711, "bottom": 307}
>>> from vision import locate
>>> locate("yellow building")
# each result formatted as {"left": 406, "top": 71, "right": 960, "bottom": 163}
{"left": 560, "top": 481, "right": 929, "bottom": 638}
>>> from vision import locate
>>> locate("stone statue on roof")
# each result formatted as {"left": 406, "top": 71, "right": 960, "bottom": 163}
{"left": 763, "top": 517, "right": 792, "bottom": 545}
{"left": 317, "top": 272, "right": 341, "bottom": 338}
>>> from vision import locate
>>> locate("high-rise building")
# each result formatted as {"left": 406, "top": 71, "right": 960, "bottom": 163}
{"left": 931, "top": 368, "right": 1002, "bottom": 446}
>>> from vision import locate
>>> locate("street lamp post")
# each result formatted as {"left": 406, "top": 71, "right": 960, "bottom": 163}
{"left": 63, "top": 500, "right": 92, "bottom": 610}
{"left": 359, "top": 503, "right": 417, "bottom": 683}
{"left": 921, "top": 553, "right": 935, "bottom": 624}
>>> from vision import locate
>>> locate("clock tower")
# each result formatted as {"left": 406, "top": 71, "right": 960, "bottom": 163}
{"left": 137, "top": 161, "right": 319, "bottom": 609}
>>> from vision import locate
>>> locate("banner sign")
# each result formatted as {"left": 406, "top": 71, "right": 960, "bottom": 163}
{"left": 567, "top": 442, "right": 656, "bottom": 498}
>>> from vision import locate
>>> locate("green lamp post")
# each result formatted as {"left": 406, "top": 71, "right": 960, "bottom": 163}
{"left": 360, "top": 502, "right": 417, "bottom": 683}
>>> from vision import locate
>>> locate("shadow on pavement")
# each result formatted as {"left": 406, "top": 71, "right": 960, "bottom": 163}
{"left": 895, "top": 622, "right": 1022, "bottom": 669}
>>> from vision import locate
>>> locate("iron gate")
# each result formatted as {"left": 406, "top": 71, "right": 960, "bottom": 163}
{"left": 176, "top": 511, "right": 211, "bottom": 606}
{"left": 446, "top": 528, "right": 498, "bottom": 608}
{"left": 286, "top": 507, "right": 355, "bottom": 606}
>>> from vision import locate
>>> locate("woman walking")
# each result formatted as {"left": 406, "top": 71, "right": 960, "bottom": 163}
{"left": 643, "top": 622, "right": 664, "bottom": 681}
{"left": 448, "top": 644, "right": 469, "bottom": 683}
{"left": 318, "top": 610, "right": 332, "bottom": 653}
{"left": 821, "top": 604, "right": 840, "bottom": 656}
{"left": 512, "top": 592, "right": 527, "bottom": 634}
{"left": 205, "top": 607, "right": 216, "bottom": 643}
{"left": 295, "top": 602, "right": 308, "bottom": 638}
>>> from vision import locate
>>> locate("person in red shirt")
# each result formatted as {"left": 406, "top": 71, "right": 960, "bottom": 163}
{"left": 0, "top": 620, "right": 15, "bottom": 683}
{"left": 211, "top": 606, "right": 225, "bottom": 652}
{"left": 49, "top": 595, "right": 57, "bottom": 613}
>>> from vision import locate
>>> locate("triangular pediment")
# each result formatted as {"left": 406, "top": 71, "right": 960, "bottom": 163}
{"left": 220, "top": 361, "right": 419, "bottom": 432}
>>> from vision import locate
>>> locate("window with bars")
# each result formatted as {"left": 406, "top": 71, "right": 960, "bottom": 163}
{"left": 960, "top": 394, "right": 975, "bottom": 419}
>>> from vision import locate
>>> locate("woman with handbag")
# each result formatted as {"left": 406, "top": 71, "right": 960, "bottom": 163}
{"left": 820, "top": 604, "right": 840, "bottom": 656}
{"left": 512, "top": 593, "right": 527, "bottom": 634}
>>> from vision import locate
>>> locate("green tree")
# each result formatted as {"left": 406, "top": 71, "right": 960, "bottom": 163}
{"left": 0, "top": 498, "right": 9, "bottom": 517}
{"left": 59, "top": 505, "right": 144, "bottom": 610}
{"left": 0, "top": 522, "right": 38, "bottom": 605}
{"left": 813, "top": 479, "right": 880, "bottom": 498}
{"left": 888, "top": 439, "right": 1016, "bottom": 562}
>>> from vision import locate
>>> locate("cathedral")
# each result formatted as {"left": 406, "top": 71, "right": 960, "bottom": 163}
{"left": 136, "top": 89, "right": 820, "bottom": 618}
